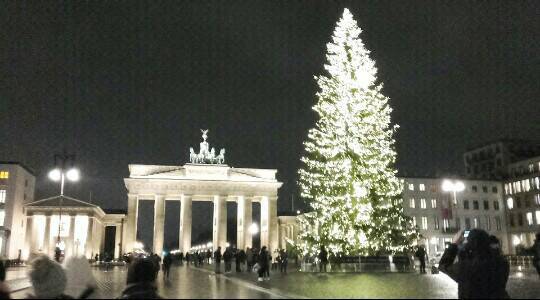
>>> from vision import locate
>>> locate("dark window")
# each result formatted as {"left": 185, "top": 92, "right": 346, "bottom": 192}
{"left": 25, "top": 179, "right": 28, "bottom": 187}
{"left": 525, "top": 198, "right": 531, "bottom": 208}
{"left": 482, "top": 186, "right": 488, "bottom": 193}
{"left": 496, "top": 158, "right": 502, "bottom": 166}
{"left": 465, "top": 218, "right": 471, "bottom": 229}
{"left": 492, "top": 186, "right": 498, "bottom": 193}
{"left": 473, "top": 200, "right": 479, "bottom": 210}
{"left": 472, "top": 186, "right": 478, "bottom": 192}
{"left": 518, "top": 214, "right": 523, "bottom": 226}
{"left": 516, "top": 197, "right": 522, "bottom": 208}
{"left": 464, "top": 200, "right": 470, "bottom": 210}
{"left": 494, "top": 201, "right": 500, "bottom": 210}
{"left": 510, "top": 214, "right": 515, "bottom": 227}
{"left": 467, "top": 167, "right": 471, "bottom": 174}
{"left": 483, "top": 200, "right": 489, "bottom": 210}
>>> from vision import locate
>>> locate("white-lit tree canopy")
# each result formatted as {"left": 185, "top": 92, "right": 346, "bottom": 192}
{"left": 298, "top": 8, "right": 417, "bottom": 257}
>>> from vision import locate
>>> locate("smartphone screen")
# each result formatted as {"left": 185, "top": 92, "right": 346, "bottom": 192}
{"left": 464, "top": 230, "right": 470, "bottom": 238}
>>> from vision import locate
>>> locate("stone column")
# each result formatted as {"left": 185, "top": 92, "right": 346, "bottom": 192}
{"left": 236, "top": 196, "right": 252, "bottom": 250}
{"left": 153, "top": 195, "right": 166, "bottom": 255}
{"left": 124, "top": 194, "right": 138, "bottom": 254}
{"left": 24, "top": 215, "right": 33, "bottom": 258}
{"left": 114, "top": 224, "right": 122, "bottom": 259}
{"left": 43, "top": 215, "right": 51, "bottom": 256}
{"left": 179, "top": 194, "right": 192, "bottom": 253}
{"left": 261, "top": 196, "right": 279, "bottom": 253}
{"left": 212, "top": 195, "right": 227, "bottom": 250}
{"left": 85, "top": 215, "right": 94, "bottom": 258}
{"left": 68, "top": 215, "right": 76, "bottom": 257}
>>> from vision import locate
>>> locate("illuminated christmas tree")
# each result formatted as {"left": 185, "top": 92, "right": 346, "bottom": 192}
{"left": 298, "top": 8, "right": 417, "bottom": 256}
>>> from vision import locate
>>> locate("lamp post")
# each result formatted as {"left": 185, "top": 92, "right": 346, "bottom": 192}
{"left": 48, "top": 152, "right": 79, "bottom": 261}
{"left": 441, "top": 179, "right": 465, "bottom": 232}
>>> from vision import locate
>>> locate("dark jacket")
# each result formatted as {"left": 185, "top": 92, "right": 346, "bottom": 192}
{"left": 118, "top": 282, "right": 161, "bottom": 299}
{"left": 439, "top": 244, "right": 509, "bottom": 299}
{"left": 258, "top": 250, "right": 269, "bottom": 268}
{"left": 214, "top": 250, "right": 222, "bottom": 263}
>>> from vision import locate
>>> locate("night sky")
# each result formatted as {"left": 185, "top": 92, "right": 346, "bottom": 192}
{"left": 1, "top": 1, "right": 539, "bottom": 247}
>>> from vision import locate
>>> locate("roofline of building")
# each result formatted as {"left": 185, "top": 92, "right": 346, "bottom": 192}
{"left": 0, "top": 161, "right": 36, "bottom": 176}
{"left": 464, "top": 138, "right": 540, "bottom": 152}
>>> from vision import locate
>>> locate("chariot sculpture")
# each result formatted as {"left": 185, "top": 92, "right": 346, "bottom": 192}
{"left": 189, "top": 129, "right": 226, "bottom": 164}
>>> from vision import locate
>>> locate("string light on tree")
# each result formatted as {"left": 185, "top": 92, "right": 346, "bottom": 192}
{"left": 297, "top": 8, "right": 418, "bottom": 257}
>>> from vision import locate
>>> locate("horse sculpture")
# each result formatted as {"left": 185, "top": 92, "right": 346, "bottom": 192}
{"left": 189, "top": 129, "right": 226, "bottom": 164}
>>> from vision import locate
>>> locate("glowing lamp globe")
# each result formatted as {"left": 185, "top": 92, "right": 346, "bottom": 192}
{"left": 66, "top": 168, "right": 80, "bottom": 182}
{"left": 48, "top": 169, "right": 62, "bottom": 182}
{"left": 249, "top": 223, "right": 259, "bottom": 235}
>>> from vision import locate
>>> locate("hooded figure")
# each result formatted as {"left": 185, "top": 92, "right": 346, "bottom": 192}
{"left": 63, "top": 256, "right": 99, "bottom": 298}
{"left": 28, "top": 256, "right": 71, "bottom": 299}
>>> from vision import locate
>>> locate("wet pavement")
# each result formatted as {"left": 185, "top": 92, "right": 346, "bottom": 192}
{"left": 11, "top": 265, "right": 276, "bottom": 299}
{"left": 8, "top": 264, "right": 540, "bottom": 298}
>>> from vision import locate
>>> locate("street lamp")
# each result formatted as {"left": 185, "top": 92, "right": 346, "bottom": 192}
{"left": 442, "top": 179, "right": 465, "bottom": 232}
{"left": 48, "top": 152, "right": 79, "bottom": 260}
{"left": 249, "top": 223, "right": 259, "bottom": 235}
{"left": 442, "top": 179, "right": 465, "bottom": 205}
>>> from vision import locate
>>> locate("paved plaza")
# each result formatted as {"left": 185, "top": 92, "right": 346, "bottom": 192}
{"left": 7, "top": 264, "right": 540, "bottom": 299}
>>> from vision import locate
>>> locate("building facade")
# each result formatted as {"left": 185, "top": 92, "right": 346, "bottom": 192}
{"left": 0, "top": 162, "right": 36, "bottom": 259}
{"left": 23, "top": 196, "right": 125, "bottom": 260}
{"left": 464, "top": 139, "right": 540, "bottom": 180}
{"left": 403, "top": 177, "right": 509, "bottom": 256}
{"left": 503, "top": 156, "right": 540, "bottom": 253}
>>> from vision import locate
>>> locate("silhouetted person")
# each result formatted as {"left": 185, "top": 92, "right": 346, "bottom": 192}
{"left": 224, "top": 247, "right": 233, "bottom": 273}
{"left": 279, "top": 249, "right": 288, "bottom": 274}
{"left": 162, "top": 254, "right": 172, "bottom": 279}
{"left": 120, "top": 259, "right": 161, "bottom": 299}
{"left": 214, "top": 247, "right": 222, "bottom": 274}
{"left": 0, "top": 260, "right": 9, "bottom": 299}
{"left": 439, "top": 229, "right": 509, "bottom": 299}
{"left": 530, "top": 232, "right": 540, "bottom": 278}
{"left": 237, "top": 249, "right": 246, "bottom": 272}
{"left": 246, "top": 248, "right": 254, "bottom": 272}
{"left": 258, "top": 246, "right": 270, "bottom": 281}
{"left": 318, "top": 246, "right": 328, "bottom": 273}
{"left": 415, "top": 245, "right": 428, "bottom": 274}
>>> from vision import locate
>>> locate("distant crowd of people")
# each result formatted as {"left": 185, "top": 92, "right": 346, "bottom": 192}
{"left": 0, "top": 231, "right": 538, "bottom": 299}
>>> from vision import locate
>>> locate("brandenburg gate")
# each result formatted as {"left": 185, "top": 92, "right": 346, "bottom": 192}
{"left": 123, "top": 130, "right": 282, "bottom": 255}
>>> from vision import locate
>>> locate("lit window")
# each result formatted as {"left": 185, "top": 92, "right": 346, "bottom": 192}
{"left": 412, "top": 216, "right": 417, "bottom": 227}
{"left": 431, "top": 199, "right": 437, "bottom": 208}
{"left": 443, "top": 218, "right": 449, "bottom": 230}
{"left": 530, "top": 164, "right": 535, "bottom": 173}
{"left": 420, "top": 198, "right": 426, "bottom": 209}
{"left": 524, "top": 180, "right": 530, "bottom": 192}
{"left": 474, "top": 218, "right": 478, "bottom": 228}
{"left": 536, "top": 211, "right": 540, "bottom": 225}
{"left": 0, "top": 209, "right": 4, "bottom": 226}
{"left": 419, "top": 184, "right": 425, "bottom": 191}
{"left": 527, "top": 212, "right": 534, "bottom": 226}
{"left": 507, "top": 197, "right": 514, "bottom": 210}
{"left": 0, "top": 190, "right": 5, "bottom": 203}
{"left": 534, "top": 177, "right": 540, "bottom": 190}
{"left": 0, "top": 171, "right": 8, "bottom": 179}
{"left": 434, "top": 216, "right": 439, "bottom": 230}
{"left": 409, "top": 198, "right": 415, "bottom": 209}
{"left": 408, "top": 184, "right": 414, "bottom": 191}
{"left": 535, "top": 194, "right": 540, "bottom": 206}
{"left": 485, "top": 216, "right": 491, "bottom": 231}
{"left": 422, "top": 217, "right": 428, "bottom": 230}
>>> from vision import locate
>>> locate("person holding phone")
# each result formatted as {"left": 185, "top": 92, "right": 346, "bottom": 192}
{"left": 438, "top": 229, "right": 509, "bottom": 299}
